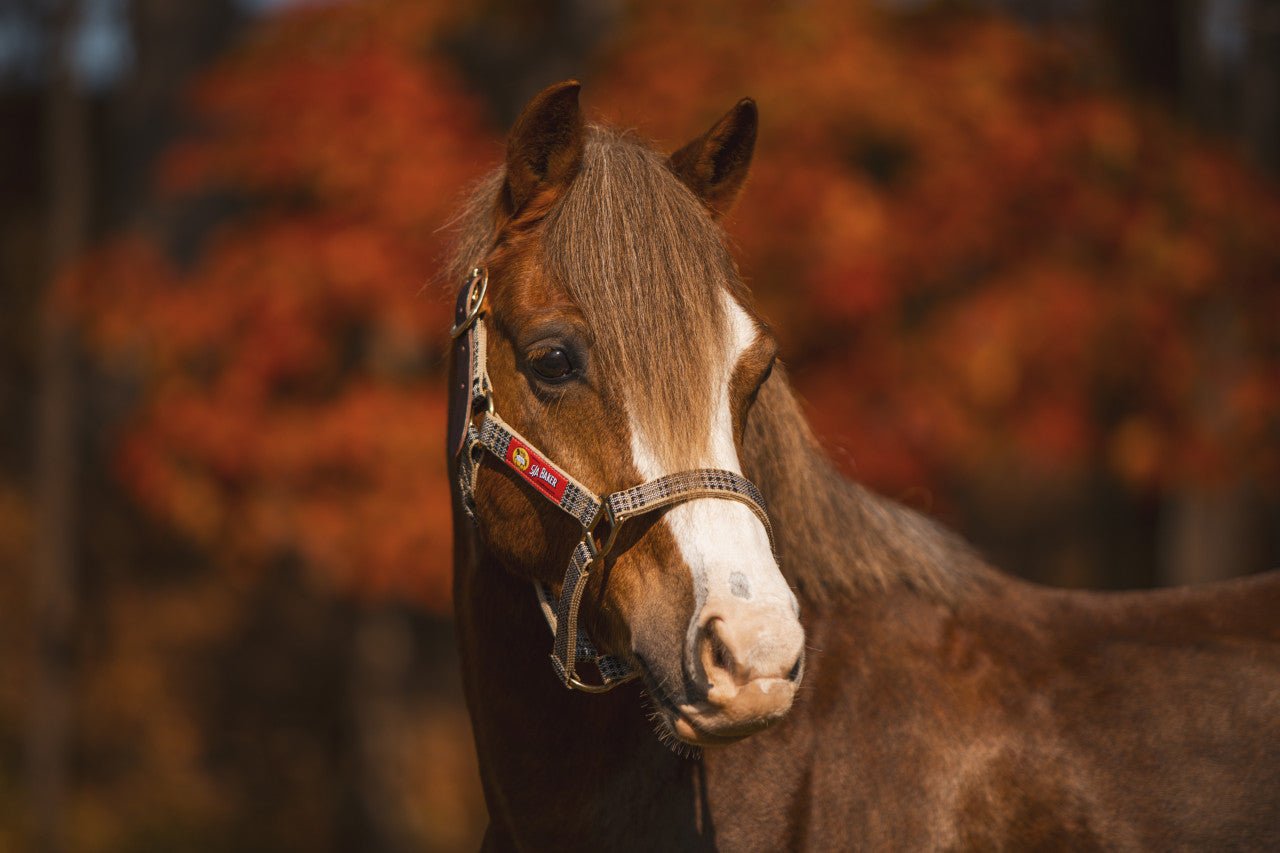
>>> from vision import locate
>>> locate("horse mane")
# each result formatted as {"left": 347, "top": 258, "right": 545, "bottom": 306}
{"left": 741, "top": 364, "right": 993, "bottom": 605}
{"left": 446, "top": 125, "right": 991, "bottom": 606}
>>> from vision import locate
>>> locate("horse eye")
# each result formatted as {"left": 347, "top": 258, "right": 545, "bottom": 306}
{"left": 530, "top": 347, "right": 574, "bottom": 381}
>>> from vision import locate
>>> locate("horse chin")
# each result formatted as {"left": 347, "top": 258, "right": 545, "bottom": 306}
{"left": 670, "top": 714, "right": 763, "bottom": 747}
{"left": 672, "top": 692, "right": 793, "bottom": 745}
{"left": 634, "top": 656, "right": 785, "bottom": 750}
{"left": 653, "top": 701, "right": 782, "bottom": 750}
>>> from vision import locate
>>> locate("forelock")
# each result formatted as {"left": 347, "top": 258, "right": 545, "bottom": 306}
{"left": 541, "top": 127, "right": 735, "bottom": 467}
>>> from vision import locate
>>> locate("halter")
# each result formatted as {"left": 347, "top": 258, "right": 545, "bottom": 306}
{"left": 449, "top": 266, "right": 775, "bottom": 692}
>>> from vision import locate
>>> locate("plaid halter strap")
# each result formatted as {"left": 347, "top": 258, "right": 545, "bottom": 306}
{"left": 449, "top": 266, "right": 775, "bottom": 693}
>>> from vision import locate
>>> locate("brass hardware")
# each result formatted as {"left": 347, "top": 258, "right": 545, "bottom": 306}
{"left": 567, "top": 673, "right": 621, "bottom": 693}
{"left": 449, "top": 266, "right": 489, "bottom": 339}
{"left": 596, "top": 503, "right": 621, "bottom": 558}
{"left": 583, "top": 502, "right": 620, "bottom": 561}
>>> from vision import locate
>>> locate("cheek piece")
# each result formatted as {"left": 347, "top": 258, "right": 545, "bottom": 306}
{"left": 449, "top": 266, "right": 775, "bottom": 693}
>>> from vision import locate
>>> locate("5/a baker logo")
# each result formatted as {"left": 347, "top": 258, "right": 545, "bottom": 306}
{"left": 528, "top": 463, "right": 559, "bottom": 491}
{"left": 506, "top": 439, "right": 569, "bottom": 501}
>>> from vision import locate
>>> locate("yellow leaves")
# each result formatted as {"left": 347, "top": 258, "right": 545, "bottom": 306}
{"left": 72, "top": 574, "right": 241, "bottom": 850}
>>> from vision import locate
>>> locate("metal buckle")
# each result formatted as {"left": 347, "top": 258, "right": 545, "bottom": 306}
{"left": 449, "top": 266, "right": 489, "bottom": 339}
{"left": 566, "top": 672, "right": 617, "bottom": 693}
{"left": 583, "top": 502, "right": 619, "bottom": 560}
{"left": 597, "top": 503, "right": 622, "bottom": 558}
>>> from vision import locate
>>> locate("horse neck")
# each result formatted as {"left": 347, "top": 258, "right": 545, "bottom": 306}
{"left": 451, "top": 513, "right": 704, "bottom": 845}
{"left": 740, "top": 366, "right": 990, "bottom": 608}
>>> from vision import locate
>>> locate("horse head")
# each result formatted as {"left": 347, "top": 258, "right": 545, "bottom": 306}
{"left": 453, "top": 81, "right": 804, "bottom": 747}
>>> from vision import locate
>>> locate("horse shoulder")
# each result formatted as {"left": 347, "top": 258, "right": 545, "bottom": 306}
{"left": 927, "top": 571, "right": 1280, "bottom": 849}
{"left": 710, "top": 572, "right": 1280, "bottom": 849}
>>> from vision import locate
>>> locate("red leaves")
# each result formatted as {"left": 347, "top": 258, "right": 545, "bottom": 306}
{"left": 595, "top": 0, "right": 1280, "bottom": 499}
{"left": 65, "top": 1, "right": 489, "bottom": 610}
{"left": 63, "top": 0, "right": 1280, "bottom": 608}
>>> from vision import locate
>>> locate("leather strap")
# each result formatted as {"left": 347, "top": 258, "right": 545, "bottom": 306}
{"left": 447, "top": 272, "right": 480, "bottom": 458}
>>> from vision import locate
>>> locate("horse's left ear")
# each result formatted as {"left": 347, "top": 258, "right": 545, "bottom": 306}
{"left": 669, "top": 98, "right": 758, "bottom": 219}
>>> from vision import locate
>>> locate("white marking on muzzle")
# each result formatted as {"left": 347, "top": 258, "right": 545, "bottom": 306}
{"left": 628, "top": 291, "right": 801, "bottom": 680}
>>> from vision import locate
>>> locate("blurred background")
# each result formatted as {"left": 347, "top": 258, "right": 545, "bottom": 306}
{"left": 2, "top": 0, "right": 1279, "bottom": 849}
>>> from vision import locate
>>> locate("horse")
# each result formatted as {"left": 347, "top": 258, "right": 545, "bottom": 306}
{"left": 446, "top": 81, "right": 1280, "bottom": 851}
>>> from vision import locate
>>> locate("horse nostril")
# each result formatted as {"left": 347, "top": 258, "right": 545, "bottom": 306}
{"left": 699, "top": 618, "right": 744, "bottom": 693}
{"left": 710, "top": 630, "right": 731, "bottom": 673}
{"left": 695, "top": 608, "right": 807, "bottom": 691}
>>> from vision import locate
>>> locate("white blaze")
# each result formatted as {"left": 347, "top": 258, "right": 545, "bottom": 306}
{"left": 628, "top": 291, "right": 801, "bottom": 676}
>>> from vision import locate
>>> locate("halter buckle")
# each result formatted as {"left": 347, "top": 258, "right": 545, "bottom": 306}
{"left": 583, "top": 502, "right": 619, "bottom": 560}
{"left": 565, "top": 672, "right": 618, "bottom": 694}
{"left": 449, "top": 266, "right": 489, "bottom": 339}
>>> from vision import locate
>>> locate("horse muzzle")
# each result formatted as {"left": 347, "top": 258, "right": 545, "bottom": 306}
{"left": 671, "top": 601, "right": 805, "bottom": 745}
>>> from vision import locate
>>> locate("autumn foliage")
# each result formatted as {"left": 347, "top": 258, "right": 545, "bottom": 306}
{"left": 68, "top": 1, "right": 493, "bottom": 604}
{"left": 66, "top": 0, "right": 1280, "bottom": 611}
{"left": 592, "top": 0, "right": 1280, "bottom": 498}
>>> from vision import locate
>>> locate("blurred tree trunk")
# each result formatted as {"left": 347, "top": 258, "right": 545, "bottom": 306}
{"left": 1241, "top": 0, "right": 1280, "bottom": 172}
{"left": 1160, "top": 484, "right": 1260, "bottom": 586}
{"left": 1182, "top": 0, "right": 1280, "bottom": 173}
{"left": 1092, "top": 0, "right": 1186, "bottom": 98}
{"left": 352, "top": 607, "right": 417, "bottom": 853}
{"left": 1156, "top": 0, "right": 1272, "bottom": 586}
{"left": 28, "top": 2, "right": 88, "bottom": 850}
{"left": 111, "top": 0, "right": 243, "bottom": 233}
{"left": 447, "top": 0, "right": 622, "bottom": 125}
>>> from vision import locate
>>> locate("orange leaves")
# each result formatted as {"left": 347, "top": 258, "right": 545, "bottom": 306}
{"left": 62, "top": 0, "right": 1280, "bottom": 609}
{"left": 63, "top": 0, "right": 492, "bottom": 609}
{"left": 58, "top": 236, "right": 178, "bottom": 359}
{"left": 165, "top": 49, "right": 487, "bottom": 230}
{"left": 119, "top": 382, "right": 453, "bottom": 604}
{"left": 595, "top": 0, "right": 1280, "bottom": 500}
{"left": 161, "top": 1, "right": 488, "bottom": 234}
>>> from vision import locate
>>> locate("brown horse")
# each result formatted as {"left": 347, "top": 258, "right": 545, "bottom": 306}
{"left": 447, "top": 81, "right": 1280, "bottom": 851}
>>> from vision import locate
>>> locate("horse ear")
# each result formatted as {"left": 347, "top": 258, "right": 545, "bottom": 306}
{"left": 504, "top": 80, "right": 585, "bottom": 217}
{"left": 669, "top": 98, "right": 758, "bottom": 218}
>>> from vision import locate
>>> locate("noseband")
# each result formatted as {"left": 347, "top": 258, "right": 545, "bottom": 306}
{"left": 449, "top": 266, "right": 775, "bottom": 693}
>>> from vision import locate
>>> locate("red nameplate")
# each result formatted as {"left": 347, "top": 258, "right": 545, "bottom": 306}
{"left": 505, "top": 437, "right": 569, "bottom": 503}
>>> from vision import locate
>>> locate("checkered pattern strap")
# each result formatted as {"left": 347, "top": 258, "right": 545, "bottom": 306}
{"left": 470, "top": 320, "right": 491, "bottom": 406}
{"left": 534, "top": 552, "right": 635, "bottom": 689}
{"left": 607, "top": 469, "right": 774, "bottom": 552}
{"left": 474, "top": 414, "right": 601, "bottom": 529}
{"left": 466, "top": 409, "right": 634, "bottom": 687}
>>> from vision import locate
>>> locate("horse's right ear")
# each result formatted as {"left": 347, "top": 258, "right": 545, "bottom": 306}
{"left": 503, "top": 80, "right": 584, "bottom": 219}
{"left": 669, "top": 98, "right": 758, "bottom": 219}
